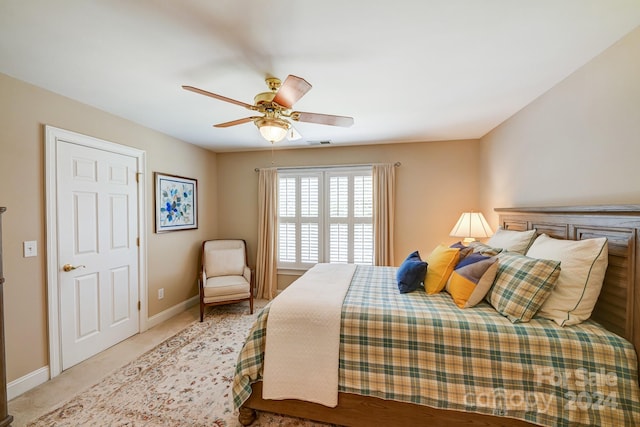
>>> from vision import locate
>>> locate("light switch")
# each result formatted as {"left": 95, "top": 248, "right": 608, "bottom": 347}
{"left": 23, "top": 240, "right": 37, "bottom": 257}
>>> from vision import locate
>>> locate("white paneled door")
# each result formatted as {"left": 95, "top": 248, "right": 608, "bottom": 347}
{"left": 57, "top": 140, "right": 140, "bottom": 371}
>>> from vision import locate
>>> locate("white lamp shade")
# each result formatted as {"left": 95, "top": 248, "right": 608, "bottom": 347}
{"left": 449, "top": 212, "right": 493, "bottom": 242}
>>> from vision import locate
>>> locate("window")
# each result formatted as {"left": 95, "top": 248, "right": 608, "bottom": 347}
{"left": 278, "top": 167, "right": 373, "bottom": 269}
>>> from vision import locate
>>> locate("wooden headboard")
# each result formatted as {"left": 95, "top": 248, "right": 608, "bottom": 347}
{"left": 496, "top": 205, "right": 640, "bottom": 364}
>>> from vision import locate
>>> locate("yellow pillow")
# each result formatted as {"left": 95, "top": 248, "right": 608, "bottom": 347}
{"left": 425, "top": 245, "right": 460, "bottom": 294}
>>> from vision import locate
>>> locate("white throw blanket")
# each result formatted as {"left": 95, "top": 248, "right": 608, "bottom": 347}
{"left": 262, "top": 263, "right": 357, "bottom": 407}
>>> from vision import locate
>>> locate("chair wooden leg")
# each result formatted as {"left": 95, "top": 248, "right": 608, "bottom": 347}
{"left": 249, "top": 295, "right": 254, "bottom": 314}
{"left": 200, "top": 300, "right": 205, "bottom": 322}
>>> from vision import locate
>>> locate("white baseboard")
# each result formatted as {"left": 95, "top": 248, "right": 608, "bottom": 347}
{"left": 146, "top": 295, "right": 199, "bottom": 329}
{"left": 7, "top": 366, "right": 49, "bottom": 401}
{"left": 8, "top": 296, "right": 199, "bottom": 400}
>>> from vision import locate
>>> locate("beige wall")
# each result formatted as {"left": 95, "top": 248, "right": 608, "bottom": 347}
{"left": 217, "top": 140, "right": 481, "bottom": 289}
{"left": 480, "top": 26, "right": 640, "bottom": 226}
{"left": 0, "top": 73, "right": 217, "bottom": 383}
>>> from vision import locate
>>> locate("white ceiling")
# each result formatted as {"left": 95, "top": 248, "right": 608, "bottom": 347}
{"left": 1, "top": 1, "right": 639, "bottom": 152}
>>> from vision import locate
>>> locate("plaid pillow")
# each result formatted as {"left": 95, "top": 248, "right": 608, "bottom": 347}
{"left": 487, "top": 252, "right": 561, "bottom": 323}
{"left": 469, "top": 241, "right": 503, "bottom": 257}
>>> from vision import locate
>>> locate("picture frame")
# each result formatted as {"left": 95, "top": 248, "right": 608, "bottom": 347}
{"left": 154, "top": 172, "right": 198, "bottom": 233}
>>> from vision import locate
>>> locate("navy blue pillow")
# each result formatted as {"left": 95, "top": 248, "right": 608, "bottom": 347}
{"left": 450, "top": 241, "right": 467, "bottom": 249}
{"left": 450, "top": 241, "right": 473, "bottom": 261}
{"left": 396, "top": 251, "right": 427, "bottom": 293}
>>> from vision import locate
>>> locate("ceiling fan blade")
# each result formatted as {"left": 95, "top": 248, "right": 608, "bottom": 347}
{"left": 272, "top": 75, "right": 312, "bottom": 109}
{"left": 182, "top": 85, "right": 254, "bottom": 110}
{"left": 292, "top": 111, "right": 354, "bottom": 127}
{"left": 213, "top": 117, "right": 259, "bottom": 128}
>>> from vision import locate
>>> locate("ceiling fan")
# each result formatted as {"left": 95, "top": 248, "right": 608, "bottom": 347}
{"left": 182, "top": 75, "right": 354, "bottom": 143}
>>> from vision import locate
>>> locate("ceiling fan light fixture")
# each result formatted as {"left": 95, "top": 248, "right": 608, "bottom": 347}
{"left": 256, "top": 117, "right": 290, "bottom": 143}
{"left": 183, "top": 74, "right": 354, "bottom": 144}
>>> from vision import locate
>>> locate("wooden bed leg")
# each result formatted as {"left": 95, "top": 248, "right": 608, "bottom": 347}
{"left": 238, "top": 406, "right": 256, "bottom": 426}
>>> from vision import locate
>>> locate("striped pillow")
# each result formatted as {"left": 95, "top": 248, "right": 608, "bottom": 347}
{"left": 446, "top": 254, "right": 498, "bottom": 308}
{"left": 487, "top": 252, "right": 561, "bottom": 323}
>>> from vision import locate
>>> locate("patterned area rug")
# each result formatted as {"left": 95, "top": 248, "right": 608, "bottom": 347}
{"left": 28, "top": 303, "right": 332, "bottom": 426}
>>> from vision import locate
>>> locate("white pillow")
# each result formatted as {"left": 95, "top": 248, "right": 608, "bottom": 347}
{"left": 525, "top": 233, "right": 608, "bottom": 326}
{"left": 487, "top": 228, "right": 537, "bottom": 254}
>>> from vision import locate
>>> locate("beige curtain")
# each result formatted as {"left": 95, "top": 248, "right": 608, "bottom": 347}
{"left": 373, "top": 163, "right": 396, "bottom": 266}
{"left": 255, "top": 168, "right": 278, "bottom": 299}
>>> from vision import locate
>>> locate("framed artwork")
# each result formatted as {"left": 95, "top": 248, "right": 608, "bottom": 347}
{"left": 154, "top": 172, "right": 198, "bottom": 232}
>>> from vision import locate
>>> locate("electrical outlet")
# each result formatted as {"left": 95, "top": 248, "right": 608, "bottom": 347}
{"left": 158, "top": 288, "right": 164, "bottom": 300}
{"left": 23, "top": 240, "right": 37, "bottom": 257}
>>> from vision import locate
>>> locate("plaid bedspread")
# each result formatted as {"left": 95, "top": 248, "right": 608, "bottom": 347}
{"left": 232, "top": 265, "right": 640, "bottom": 426}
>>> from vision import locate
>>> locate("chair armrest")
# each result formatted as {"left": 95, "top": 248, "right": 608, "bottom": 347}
{"left": 243, "top": 266, "right": 251, "bottom": 283}
{"left": 199, "top": 268, "right": 206, "bottom": 291}
{"left": 243, "top": 266, "right": 256, "bottom": 295}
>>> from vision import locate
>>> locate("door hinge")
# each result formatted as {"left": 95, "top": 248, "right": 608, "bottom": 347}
{"left": 138, "top": 301, "right": 141, "bottom": 311}
{"left": 136, "top": 237, "right": 140, "bottom": 247}
{"left": 136, "top": 172, "right": 142, "bottom": 183}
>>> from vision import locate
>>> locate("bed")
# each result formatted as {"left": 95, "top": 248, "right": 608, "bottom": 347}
{"left": 232, "top": 205, "right": 640, "bottom": 426}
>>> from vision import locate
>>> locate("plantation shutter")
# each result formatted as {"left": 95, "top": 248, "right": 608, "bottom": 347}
{"left": 300, "top": 176, "right": 319, "bottom": 263}
{"left": 278, "top": 167, "right": 372, "bottom": 269}
{"left": 278, "top": 177, "right": 297, "bottom": 263}
{"left": 353, "top": 175, "right": 373, "bottom": 264}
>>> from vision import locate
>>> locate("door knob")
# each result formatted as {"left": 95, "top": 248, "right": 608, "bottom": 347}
{"left": 63, "top": 264, "right": 86, "bottom": 272}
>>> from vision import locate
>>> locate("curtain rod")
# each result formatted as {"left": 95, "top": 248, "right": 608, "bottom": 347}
{"left": 254, "top": 161, "right": 401, "bottom": 172}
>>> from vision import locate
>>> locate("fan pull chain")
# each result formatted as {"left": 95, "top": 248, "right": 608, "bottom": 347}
{"left": 271, "top": 143, "right": 275, "bottom": 165}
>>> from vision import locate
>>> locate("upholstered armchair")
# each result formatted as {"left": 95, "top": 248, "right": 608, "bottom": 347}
{"left": 199, "top": 239, "right": 254, "bottom": 322}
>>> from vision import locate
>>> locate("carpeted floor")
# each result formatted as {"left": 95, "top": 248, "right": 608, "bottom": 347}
{"left": 27, "top": 303, "right": 332, "bottom": 426}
